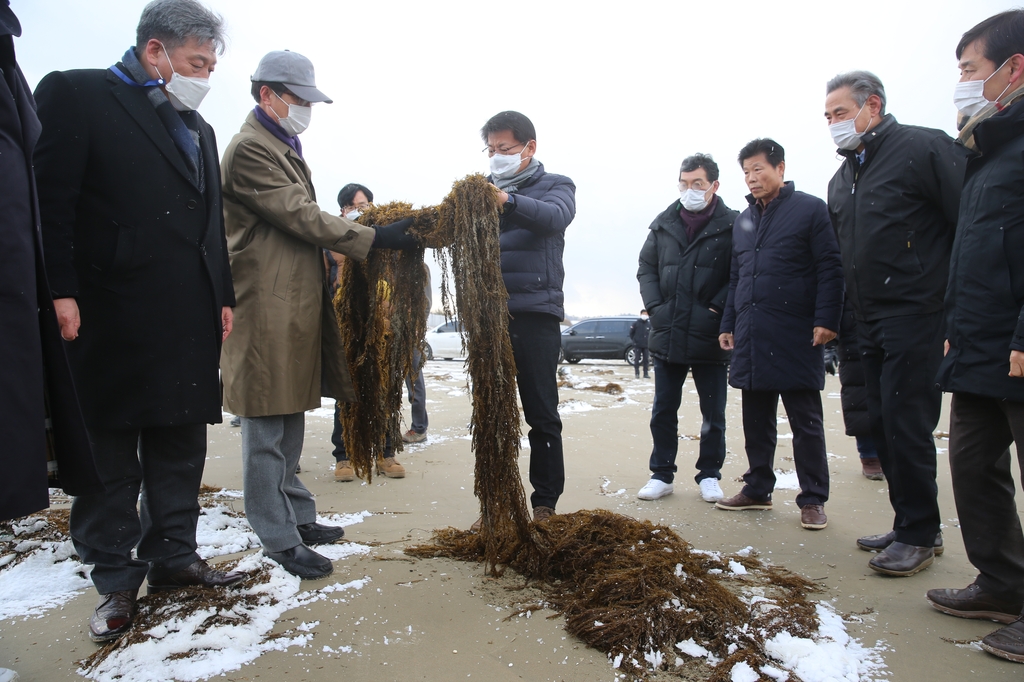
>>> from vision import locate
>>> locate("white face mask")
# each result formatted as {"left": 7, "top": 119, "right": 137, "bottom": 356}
{"left": 345, "top": 209, "right": 362, "bottom": 221}
{"left": 272, "top": 90, "right": 312, "bottom": 136}
{"left": 829, "top": 103, "right": 867, "bottom": 151}
{"left": 640, "top": 314, "right": 649, "bottom": 321}
{"left": 489, "top": 146, "right": 528, "bottom": 179}
{"left": 158, "top": 44, "right": 210, "bottom": 112}
{"left": 954, "top": 57, "right": 1012, "bottom": 118}
{"left": 680, "top": 187, "right": 712, "bottom": 212}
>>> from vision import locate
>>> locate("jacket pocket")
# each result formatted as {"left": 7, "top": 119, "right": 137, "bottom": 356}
{"left": 272, "top": 248, "right": 296, "bottom": 301}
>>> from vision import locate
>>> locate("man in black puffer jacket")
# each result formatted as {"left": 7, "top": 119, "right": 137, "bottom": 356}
{"left": 926, "top": 10, "right": 1024, "bottom": 663}
{"left": 637, "top": 153, "right": 736, "bottom": 503}
{"left": 825, "top": 70, "right": 966, "bottom": 577}
{"left": 483, "top": 111, "right": 576, "bottom": 523}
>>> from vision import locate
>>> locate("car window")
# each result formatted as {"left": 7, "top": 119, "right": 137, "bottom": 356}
{"left": 596, "top": 320, "right": 631, "bottom": 334}
{"left": 572, "top": 321, "right": 598, "bottom": 334}
{"left": 438, "top": 321, "right": 457, "bottom": 333}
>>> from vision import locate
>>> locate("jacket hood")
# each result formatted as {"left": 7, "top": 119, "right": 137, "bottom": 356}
{"left": 0, "top": 2, "right": 20, "bottom": 38}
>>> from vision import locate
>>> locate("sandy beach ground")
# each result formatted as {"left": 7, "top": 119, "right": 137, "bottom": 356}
{"left": 2, "top": 358, "right": 1022, "bottom": 681}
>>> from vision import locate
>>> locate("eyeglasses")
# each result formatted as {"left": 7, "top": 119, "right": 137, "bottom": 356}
{"left": 482, "top": 141, "right": 529, "bottom": 157}
{"left": 678, "top": 180, "right": 712, "bottom": 191}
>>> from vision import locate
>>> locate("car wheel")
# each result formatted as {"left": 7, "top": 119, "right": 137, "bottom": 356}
{"left": 625, "top": 346, "right": 636, "bottom": 365}
{"left": 558, "top": 347, "right": 565, "bottom": 363}
{"left": 424, "top": 344, "right": 434, "bottom": 361}
{"left": 567, "top": 356, "right": 581, "bottom": 364}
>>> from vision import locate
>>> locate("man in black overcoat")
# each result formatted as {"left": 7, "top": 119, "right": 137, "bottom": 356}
{"left": 0, "top": 1, "right": 101, "bottom": 524}
{"left": 33, "top": 0, "right": 243, "bottom": 643}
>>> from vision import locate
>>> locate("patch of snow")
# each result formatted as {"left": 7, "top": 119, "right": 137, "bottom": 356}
{"left": 0, "top": 540, "right": 91, "bottom": 621}
{"left": 764, "top": 603, "right": 886, "bottom": 682}
{"left": 773, "top": 470, "right": 801, "bottom": 490}
{"left": 731, "top": 661, "right": 759, "bottom": 682}
{"left": 675, "top": 638, "right": 709, "bottom": 657}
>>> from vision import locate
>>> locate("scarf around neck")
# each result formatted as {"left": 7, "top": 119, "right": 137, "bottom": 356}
{"left": 115, "top": 47, "right": 203, "bottom": 190}
{"left": 957, "top": 83, "right": 1024, "bottom": 152}
{"left": 493, "top": 157, "right": 540, "bottom": 192}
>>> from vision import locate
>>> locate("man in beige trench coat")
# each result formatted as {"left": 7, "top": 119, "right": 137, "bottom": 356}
{"left": 220, "top": 50, "right": 415, "bottom": 579}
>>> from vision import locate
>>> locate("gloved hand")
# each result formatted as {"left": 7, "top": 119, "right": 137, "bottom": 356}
{"left": 372, "top": 217, "right": 418, "bottom": 250}
{"left": 823, "top": 343, "right": 839, "bottom": 376}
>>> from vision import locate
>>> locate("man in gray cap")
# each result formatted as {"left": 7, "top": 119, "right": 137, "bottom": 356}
{"left": 220, "top": 50, "right": 416, "bottom": 579}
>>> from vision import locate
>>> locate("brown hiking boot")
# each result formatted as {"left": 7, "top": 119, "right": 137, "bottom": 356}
{"left": 376, "top": 457, "right": 406, "bottom": 478}
{"left": 861, "top": 457, "right": 884, "bottom": 480}
{"left": 982, "top": 619, "right": 1024, "bottom": 663}
{"left": 800, "top": 504, "right": 828, "bottom": 530}
{"left": 715, "top": 492, "right": 772, "bottom": 511}
{"left": 334, "top": 459, "right": 355, "bottom": 482}
{"left": 533, "top": 506, "right": 556, "bottom": 522}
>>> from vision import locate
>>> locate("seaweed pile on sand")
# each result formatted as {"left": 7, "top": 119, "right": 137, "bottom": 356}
{"left": 335, "top": 174, "right": 830, "bottom": 680}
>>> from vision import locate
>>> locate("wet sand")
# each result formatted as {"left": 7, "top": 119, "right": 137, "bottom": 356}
{"left": 2, "top": 359, "right": 1021, "bottom": 681}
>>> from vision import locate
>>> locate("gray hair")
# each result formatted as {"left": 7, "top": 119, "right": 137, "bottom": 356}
{"left": 826, "top": 70, "right": 886, "bottom": 115}
{"left": 136, "top": 0, "right": 225, "bottom": 54}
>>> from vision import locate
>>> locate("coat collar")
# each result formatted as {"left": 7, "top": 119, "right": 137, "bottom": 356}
{"left": 973, "top": 99, "right": 1024, "bottom": 154}
{"left": 838, "top": 113, "right": 898, "bottom": 164}
{"left": 244, "top": 110, "right": 312, "bottom": 184}
{"left": 107, "top": 68, "right": 196, "bottom": 186}
{"left": 652, "top": 195, "right": 734, "bottom": 247}
{"left": 746, "top": 181, "right": 795, "bottom": 212}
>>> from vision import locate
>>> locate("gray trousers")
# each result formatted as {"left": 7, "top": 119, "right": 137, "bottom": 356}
{"left": 405, "top": 349, "right": 428, "bottom": 434}
{"left": 241, "top": 413, "right": 317, "bottom": 553}
{"left": 70, "top": 423, "right": 206, "bottom": 594}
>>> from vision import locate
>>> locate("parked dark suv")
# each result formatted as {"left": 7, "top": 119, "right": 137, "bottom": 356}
{"left": 560, "top": 316, "right": 638, "bottom": 365}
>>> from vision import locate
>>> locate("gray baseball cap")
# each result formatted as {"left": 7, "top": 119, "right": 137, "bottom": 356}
{"left": 251, "top": 50, "right": 332, "bottom": 104}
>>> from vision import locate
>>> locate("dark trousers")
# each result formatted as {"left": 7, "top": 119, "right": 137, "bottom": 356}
{"left": 70, "top": 423, "right": 206, "bottom": 594}
{"left": 508, "top": 312, "right": 564, "bottom": 510}
{"left": 649, "top": 359, "right": 727, "bottom": 484}
{"left": 633, "top": 346, "right": 650, "bottom": 377}
{"left": 405, "top": 348, "right": 428, "bottom": 434}
{"left": 332, "top": 402, "right": 392, "bottom": 460}
{"left": 949, "top": 392, "right": 1024, "bottom": 601}
{"left": 858, "top": 312, "right": 943, "bottom": 547}
{"left": 740, "top": 389, "right": 829, "bottom": 507}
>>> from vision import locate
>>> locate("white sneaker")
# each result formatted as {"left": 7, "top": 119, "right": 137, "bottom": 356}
{"left": 699, "top": 478, "right": 724, "bottom": 502}
{"left": 0, "top": 669, "right": 20, "bottom": 682}
{"left": 638, "top": 478, "right": 674, "bottom": 500}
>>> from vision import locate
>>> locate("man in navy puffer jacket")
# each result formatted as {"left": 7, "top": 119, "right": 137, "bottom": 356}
{"left": 483, "top": 111, "right": 576, "bottom": 523}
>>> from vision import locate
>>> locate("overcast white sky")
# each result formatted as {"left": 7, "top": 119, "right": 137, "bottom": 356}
{"left": 13, "top": 0, "right": 1009, "bottom": 318}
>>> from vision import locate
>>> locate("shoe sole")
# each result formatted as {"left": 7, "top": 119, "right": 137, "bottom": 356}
{"left": 868, "top": 554, "right": 934, "bottom": 576}
{"left": 638, "top": 491, "right": 673, "bottom": 500}
{"left": 379, "top": 471, "right": 405, "bottom": 478}
{"left": 715, "top": 503, "right": 772, "bottom": 511}
{"left": 857, "top": 541, "right": 944, "bottom": 556}
{"left": 980, "top": 641, "right": 1024, "bottom": 663}
{"left": 926, "top": 599, "right": 1019, "bottom": 624}
{"left": 863, "top": 474, "right": 885, "bottom": 481}
{"left": 701, "top": 496, "right": 724, "bottom": 503}
{"left": 802, "top": 521, "right": 828, "bottom": 530}
{"left": 335, "top": 475, "right": 355, "bottom": 482}
{"left": 89, "top": 629, "right": 129, "bottom": 644}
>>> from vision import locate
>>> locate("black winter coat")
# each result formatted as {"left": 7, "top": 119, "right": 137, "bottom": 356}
{"left": 629, "top": 318, "right": 650, "bottom": 349}
{"left": 828, "top": 115, "right": 966, "bottom": 321}
{"left": 638, "top": 197, "right": 736, "bottom": 364}
{"left": 34, "top": 65, "right": 234, "bottom": 429}
{"left": 722, "top": 183, "right": 845, "bottom": 392}
{"left": 937, "top": 101, "right": 1024, "bottom": 402}
{"left": 837, "top": 305, "right": 870, "bottom": 437}
{"left": 0, "top": 16, "right": 101, "bottom": 521}
{"left": 495, "top": 163, "right": 576, "bottom": 320}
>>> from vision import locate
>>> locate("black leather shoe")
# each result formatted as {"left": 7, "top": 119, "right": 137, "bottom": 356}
{"left": 147, "top": 559, "right": 245, "bottom": 594}
{"left": 868, "top": 541, "right": 934, "bottom": 576}
{"left": 297, "top": 522, "right": 345, "bottom": 545}
{"left": 265, "top": 544, "right": 334, "bottom": 580}
{"left": 982, "top": 618, "right": 1024, "bottom": 663}
{"left": 89, "top": 589, "right": 137, "bottom": 643}
{"left": 857, "top": 530, "right": 944, "bottom": 555}
{"left": 927, "top": 583, "right": 1023, "bottom": 624}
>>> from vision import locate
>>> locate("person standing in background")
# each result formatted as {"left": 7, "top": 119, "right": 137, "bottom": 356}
{"left": 629, "top": 310, "right": 651, "bottom": 379}
{"left": 636, "top": 153, "right": 736, "bottom": 503}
